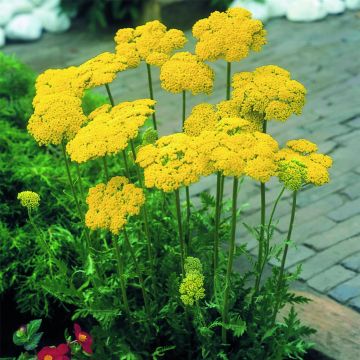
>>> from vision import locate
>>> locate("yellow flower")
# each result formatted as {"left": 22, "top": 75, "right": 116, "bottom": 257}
{"left": 85, "top": 176, "right": 145, "bottom": 235}
{"left": 17, "top": 191, "right": 40, "bottom": 210}
{"left": 136, "top": 133, "right": 207, "bottom": 192}
{"left": 192, "top": 8, "right": 266, "bottom": 62}
{"left": 114, "top": 20, "right": 187, "bottom": 67}
{"left": 184, "top": 257, "right": 203, "bottom": 274}
{"left": 66, "top": 99, "right": 155, "bottom": 163}
{"left": 276, "top": 139, "right": 333, "bottom": 186}
{"left": 28, "top": 94, "right": 87, "bottom": 146}
{"left": 277, "top": 159, "right": 307, "bottom": 191}
{"left": 159, "top": 52, "right": 214, "bottom": 95}
{"left": 232, "top": 65, "right": 306, "bottom": 122}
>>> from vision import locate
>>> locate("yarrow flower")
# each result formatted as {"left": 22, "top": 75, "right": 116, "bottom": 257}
{"left": 114, "top": 20, "right": 187, "bottom": 67}
{"left": 192, "top": 8, "right": 266, "bottom": 62}
{"left": 28, "top": 94, "right": 87, "bottom": 146}
{"left": 37, "top": 343, "right": 70, "bottom": 360}
{"left": 231, "top": 65, "right": 306, "bottom": 122}
{"left": 160, "top": 52, "right": 214, "bottom": 95}
{"left": 276, "top": 139, "right": 333, "bottom": 186}
{"left": 180, "top": 257, "right": 205, "bottom": 306}
{"left": 136, "top": 133, "right": 207, "bottom": 192}
{"left": 17, "top": 191, "right": 40, "bottom": 210}
{"left": 85, "top": 176, "right": 145, "bottom": 234}
{"left": 66, "top": 99, "right": 155, "bottom": 163}
{"left": 277, "top": 159, "right": 307, "bottom": 191}
{"left": 74, "top": 323, "right": 93, "bottom": 355}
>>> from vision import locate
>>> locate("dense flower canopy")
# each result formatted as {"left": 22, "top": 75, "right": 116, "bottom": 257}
{"left": 136, "top": 133, "right": 207, "bottom": 192}
{"left": 276, "top": 139, "right": 333, "bottom": 186}
{"left": 159, "top": 52, "right": 214, "bottom": 95}
{"left": 17, "top": 191, "right": 40, "bottom": 210}
{"left": 66, "top": 99, "right": 155, "bottom": 163}
{"left": 232, "top": 65, "right": 306, "bottom": 122}
{"left": 28, "top": 94, "right": 87, "bottom": 146}
{"left": 114, "top": 20, "right": 187, "bottom": 67}
{"left": 192, "top": 8, "right": 266, "bottom": 62}
{"left": 85, "top": 176, "right": 145, "bottom": 235}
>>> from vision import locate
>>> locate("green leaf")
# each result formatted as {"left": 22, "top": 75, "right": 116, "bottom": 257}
{"left": 26, "top": 319, "right": 42, "bottom": 336}
{"left": 24, "top": 332, "right": 43, "bottom": 351}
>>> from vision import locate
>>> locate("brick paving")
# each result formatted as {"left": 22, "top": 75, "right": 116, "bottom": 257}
{"left": 3, "top": 11, "right": 360, "bottom": 310}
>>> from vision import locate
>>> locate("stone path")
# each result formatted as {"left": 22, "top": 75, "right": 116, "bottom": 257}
{"left": 3, "top": 11, "right": 360, "bottom": 311}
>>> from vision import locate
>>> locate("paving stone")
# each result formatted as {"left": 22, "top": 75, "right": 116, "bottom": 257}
{"left": 342, "top": 252, "right": 360, "bottom": 272}
{"left": 329, "top": 275, "right": 360, "bottom": 303}
{"left": 346, "top": 116, "right": 360, "bottom": 129}
{"left": 292, "top": 236, "right": 360, "bottom": 280}
{"left": 342, "top": 180, "right": 360, "bottom": 200}
{"left": 349, "top": 295, "right": 360, "bottom": 312}
{"left": 327, "top": 197, "right": 360, "bottom": 222}
{"left": 269, "top": 244, "right": 315, "bottom": 269}
{"left": 307, "top": 265, "right": 356, "bottom": 293}
{"left": 304, "top": 215, "right": 360, "bottom": 250}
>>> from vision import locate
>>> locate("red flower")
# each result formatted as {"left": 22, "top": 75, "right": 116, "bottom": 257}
{"left": 37, "top": 343, "right": 70, "bottom": 360}
{"left": 74, "top": 323, "right": 93, "bottom": 354}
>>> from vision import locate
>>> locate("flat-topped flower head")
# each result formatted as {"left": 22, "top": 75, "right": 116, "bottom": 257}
{"left": 85, "top": 176, "right": 145, "bottom": 235}
{"left": 192, "top": 8, "right": 266, "bottom": 62}
{"left": 232, "top": 65, "right": 306, "bottom": 122}
{"left": 184, "top": 256, "right": 203, "bottom": 274}
{"left": 136, "top": 133, "right": 206, "bottom": 192}
{"left": 66, "top": 99, "right": 155, "bottom": 163}
{"left": 77, "top": 52, "right": 128, "bottom": 88}
{"left": 160, "top": 52, "right": 214, "bottom": 95}
{"left": 277, "top": 159, "right": 307, "bottom": 191}
{"left": 28, "top": 94, "right": 87, "bottom": 146}
{"left": 276, "top": 139, "right": 333, "bottom": 186}
{"left": 17, "top": 191, "right": 40, "bottom": 210}
{"left": 115, "top": 20, "right": 187, "bottom": 67}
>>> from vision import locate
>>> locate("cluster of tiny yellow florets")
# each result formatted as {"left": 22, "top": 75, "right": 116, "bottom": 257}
{"left": 192, "top": 8, "right": 266, "bottom": 62}
{"left": 232, "top": 65, "right": 306, "bottom": 122}
{"left": 276, "top": 139, "right": 333, "bottom": 186}
{"left": 136, "top": 133, "right": 208, "bottom": 192}
{"left": 277, "top": 159, "right": 307, "bottom": 191}
{"left": 66, "top": 99, "right": 155, "bottom": 163}
{"left": 160, "top": 52, "right": 214, "bottom": 95}
{"left": 17, "top": 191, "right": 40, "bottom": 210}
{"left": 85, "top": 176, "right": 145, "bottom": 235}
{"left": 114, "top": 20, "right": 187, "bottom": 67}
{"left": 180, "top": 257, "right": 205, "bottom": 306}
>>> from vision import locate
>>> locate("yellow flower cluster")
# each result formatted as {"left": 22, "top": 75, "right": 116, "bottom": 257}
{"left": 28, "top": 94, "right": 87, "bottom": 146}
{"left": 192, "top": 8, "right": 266, "bottom": 62}
{"left": 85, "top": 176, "right": 145, "bottom": 235}
{"left": 180, "top": 257, "right": 205, "bottom": 306}
{"left": 232, "top": 65, "right": 306, "bottom": 122}
{"left": 160, "top": 52, "right": 214, "bottom": 95}
{"left": 277, "top": 159, "right": 307, "bottom": 191}
{"left": 136, "top": 133, "right": 207, "bottom": 192}
{"left": 17, "top": 191, "right": 40, "bottom": 210}
{"left": 276, "top": 139, "right": 333, "bottom": 186}
{"left": 114, "top": 20, "right": 187, "bottom": 67}
{"left": 66, "top": 99, "right": 155, "bottom": 163}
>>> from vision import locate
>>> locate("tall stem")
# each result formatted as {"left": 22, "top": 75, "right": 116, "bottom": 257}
{"left": 75, "top": 164, "right": 86, "bottom": 206}
{"left": 272, "top": 191, "right": 297, "bottom": 324}
{"left": 222, "top": 176, "right": 239, "bottom": 344}
{"left": 226, "top": 62, "right": 231, "bottom": 100}
{"left": 146, "top": 63, "right": 157, "bottom": 130}
{"left": 105, "top": 83, "right": 114, "bottom": 107}
{"left": 123, "top": 228, "right": 151, "bottom": 319}
{"left": 213, "top": 172, "right": 222, "bottom": 290}
{"left": 122, "top": 150, "right": 131, "bottom": 179}
{"left": 175, "top": 189, "right": 185, "bottom": 276}
{"left": 102, "top": 157, "right": 109, "bottom": 182}
{"left": 112, "top": 235, "right": 130, "bottom": 316}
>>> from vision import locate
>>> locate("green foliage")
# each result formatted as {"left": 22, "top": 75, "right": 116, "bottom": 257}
{"left": 12, "top": 319, "right": 43, "bottom": 351}
{"left": 0, "top": 52, "right": 35, "bottom": 128}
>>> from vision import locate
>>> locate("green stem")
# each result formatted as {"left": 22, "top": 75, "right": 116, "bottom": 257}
{"left": 103, "top": 156, "right": 109, "bottom": 182}
{"left": 213, "top": 172, "right": 221, "bottom": 290}
{"left": 226, "top": 62, "right": 231, "bottom": 100}
{"left": 112, "top": 235, "right": 130, "bottom": 316}
{"left": 75, "top": 164, "right": 86, "bottom": 206}
{"left": 123, "top": 228, "right": 151, "bottom": 319}
{"left": 272, "top": 191, "right": 297, "bottom": 325}
{"left": 122, "top": 150, "right": 131, "bottom": 179}
{"left": 105, "top": 83, "right": 115, "bottom": 106}
{"left": 146, "top": 63, "right": 157, "bottom": 130}
{"left": 222, "top": 176, "right": 239, "bottom": 344}
{"left": 182, "top": 90, "right": 186, "bottom": 127}
{"left": 185, "top": 186, "right": 191, "bottom": 249}
{"left": 175, "top": 189, "right": 185, "bottom": 276}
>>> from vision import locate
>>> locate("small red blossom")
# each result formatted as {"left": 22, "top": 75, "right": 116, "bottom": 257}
{"left": 74, "top": 323, "right": 93, "bottom": 354}
{"left": 37, "top": 343, "right": 70, "bottom": 360}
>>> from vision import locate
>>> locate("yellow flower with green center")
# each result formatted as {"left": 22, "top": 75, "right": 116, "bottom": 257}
{"left": 17, "top": 191, "right": 40, "bottom": 210}
{"left": 192, "top": 8, "right": 266, "bottom": 62}
{"left": 85, "top": 176, "right": 145, "bottom": 235}
{"left": 277, "top": 159, "right": 307, "bottom": 191}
